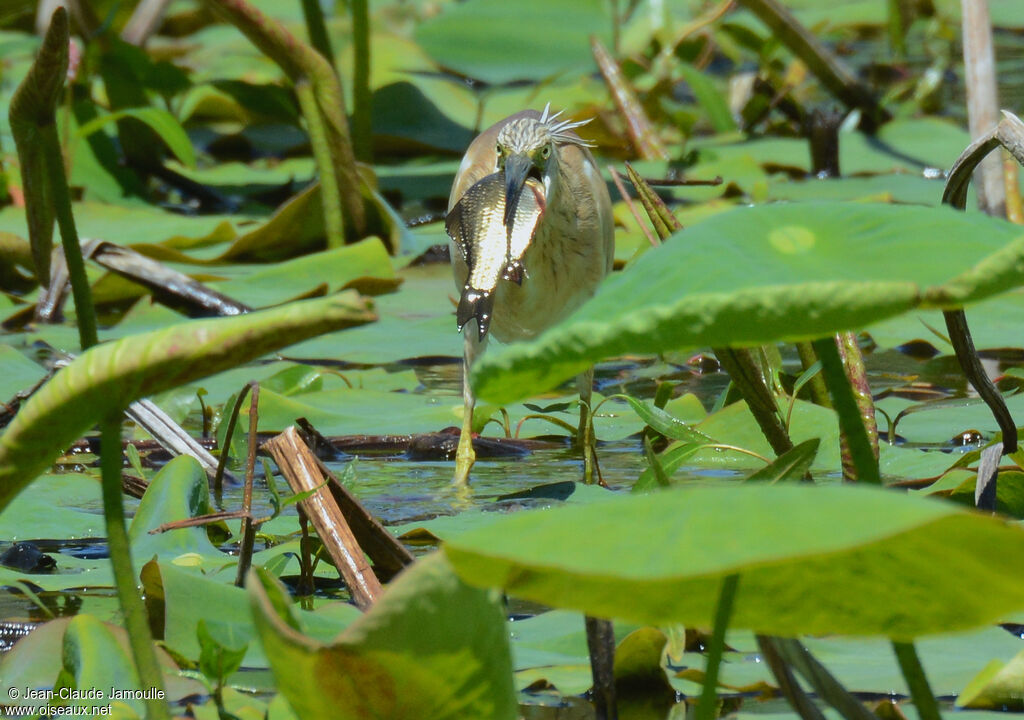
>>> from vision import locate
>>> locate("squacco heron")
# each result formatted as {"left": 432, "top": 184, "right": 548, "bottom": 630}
{"left": 445, "top": 105, "right": 614, "bottom": 486}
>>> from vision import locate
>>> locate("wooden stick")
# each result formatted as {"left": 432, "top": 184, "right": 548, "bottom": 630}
{"left": 264, "top": 426, "right": 382, "bottom": 609}
{"left": 961, "top": 0, "right": 1005, "bottom": 216}
{"left": 591, "top": 37, "right": 668, "bottom": 160}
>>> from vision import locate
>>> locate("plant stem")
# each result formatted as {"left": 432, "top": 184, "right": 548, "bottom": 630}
{"left": 757, "top": 636, "right": 826, "bottom": 720}
{"left": 295, "top": 80, "right": 345, "bottom": 248}
{"left": 716, "top": 347, "right": 794, "bottom": 457}
{"left": 795, "top": 341, "right": 831, "bottom": 407}
{"left": 299, "top": 0, "right": 335, "bottom": 65}
{"left": 585, "top": 616, "right": 617, "bottom": 720}
{"left": 811, "top": 337, "right": 880, "bottom": 483}
{"left": 101, "top": 416, "right": 170, "bottom": 720}
{"left": 835, "top": 332, "right": 879, "bottom": 483}
{"left": 213, "top": 383, "right": 256, "bottom": 504}
{"left": 42, "top": 122, "right": 97, "bottom": 350}
{"left": 773, "top": 637, "right": 877, "bottom": 720}
{"left": 204, "top": 0, "right": 366, "bottom": 239}
{"left": 697, "top": 574, "right": 739, "bottom": 720}
{"left": 350, "top": 0, "right": 373, "bottom": 162}
{"left": 892, "top": 641, "right": 940, "bottom": 720}
{"left": 235, "top": 384, "right": 259, "bottom": 587}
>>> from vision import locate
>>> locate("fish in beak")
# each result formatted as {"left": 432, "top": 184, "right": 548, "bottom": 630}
{"left": 446, "top": 169, "right": 546, "bottom": 338}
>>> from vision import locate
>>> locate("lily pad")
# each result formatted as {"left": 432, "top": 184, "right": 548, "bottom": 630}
{"left": 249, "top": 553, "right": 517, "bottom": 719}
{"left": 471, "top": 202, "right": 1024, "bottom": 405}
{"left": 445, "top": 483, "right": 1024, "bottom": 638}
{"left": 415, "top": 0, "right": 612, "bottom": 85}
{"left": 0, "top": 292, "right": 375, "bottom": 508}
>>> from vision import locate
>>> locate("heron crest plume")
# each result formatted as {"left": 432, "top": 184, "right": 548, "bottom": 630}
{"left": 495, "top": 103, "right": 596, "bottom": 152}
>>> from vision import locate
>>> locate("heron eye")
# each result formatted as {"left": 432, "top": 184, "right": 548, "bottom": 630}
{"left": 496, "top": 143, "right": 503, "bottom": 156}
{"left": 540, "top": 145, "right": 551, "bottom": 159}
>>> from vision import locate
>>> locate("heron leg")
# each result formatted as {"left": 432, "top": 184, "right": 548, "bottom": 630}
{"left": 576, "top": 367, "right": 603, "bottom": 486}
{"left": 454, "top": 329, "right": 487, "bottom": 487}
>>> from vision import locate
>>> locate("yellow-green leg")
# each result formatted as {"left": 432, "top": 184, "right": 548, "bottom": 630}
{"left": 576, "top": 367, "right": 602, "bottom": 485}
{"left": 454, "top": 330, "right": 486, "bottom": 487}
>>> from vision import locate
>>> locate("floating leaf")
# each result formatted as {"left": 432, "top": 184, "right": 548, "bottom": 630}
{"left": 415, "top": 0, "right": 611, "bottom": 85}
{"left": 127, "top": 456, "right": 221, "bottom": 562}
{"left": 472, "top": 202, "right": 1024, "bottom": 405}
{"left": 744, "top": 438, "right": 819, "bottom": 483}
{"left": 957, "top": 650, "right": 1024, "bottom": 710}
{"left": 445, "top": 484, "right": 1024, "bottom": 638}
{"left": 249, "top": 553, "right": 517, "bottom": 719}
{"left": 0, "top": 292, "right": 375, "bottom": 508}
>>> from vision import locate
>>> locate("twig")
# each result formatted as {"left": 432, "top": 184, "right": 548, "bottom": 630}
{"left": 642, "top": 176, "right": 723, "bottom": 187}
{"left": 961, "top": 0, "right": 1005, "bottom": 216}
{"left": 148, "top": 510, "right": 251, "bottom": 534}
{"left": 121, "top": 0, "right": 173, "bottom": 46}
{"left": 264, "top": 426, "right": 383, "bottom": 609}
{"left": 608, "top": 165, "right": 657, "bottom": 247}
{"left": 591, "top": 36, "right": 668, "bottom": 160}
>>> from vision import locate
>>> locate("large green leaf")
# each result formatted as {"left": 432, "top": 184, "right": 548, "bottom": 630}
{"left": 149, "top": 562, "right": 358, "bottom": 667}
{"left": 249, "top": 553, "right": 517, "bottom": 719}
{"left": 472, "top": 202, "right": 1024, "bottom": 404}
{"left": 957, "top": 649, "right": 1024, "bottom": 709}
{"left": 0, "top": 617, "right": 202, "bottom": 711}
{"left": 58, "top": 615, "right": 146, "bottom": 714}
{"left": 444, "top": 484, "right": 1024, "bottom": 639}
{"left": 127, "top": 456, "right": 221, "bottom": 562}
{"left": 414, "top": 0, "right": 611, "bottom": 85}
{"left": 0, "top": 292, "right": 375, "bottom": 508}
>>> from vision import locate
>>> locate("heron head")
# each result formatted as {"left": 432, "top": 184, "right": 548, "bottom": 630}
{"left": 495, "top": 104, "right": 594, "bottom": 230}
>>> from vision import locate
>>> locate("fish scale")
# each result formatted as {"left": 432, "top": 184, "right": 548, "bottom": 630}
{"left": 445, "top": 171, "right": 544, "bottom": 338}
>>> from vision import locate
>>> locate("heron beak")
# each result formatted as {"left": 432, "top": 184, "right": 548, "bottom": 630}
{"left": 503, "top": 153, "right": 533, "bottom": 231}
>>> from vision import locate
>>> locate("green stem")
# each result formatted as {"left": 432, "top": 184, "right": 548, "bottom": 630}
{"left": 213, "top": 383, "right": 255, "bottom": 504}
{"left": 350, "top": 0, "right": 372, "bottom": 162}
{"left": 203, "top": 0, "right": 366, "bottom": 239}
{"left": 295, "top": 81, "right": 345, "bottom": 248}
{"left": 892, "top": 641, "right": 940, "bottom": 720}
{"left": 773, "top": 637, "right": 877, "bottom": 720}
{"left": 757, "top": 636, "right": 827, "bottom": 720}
{"left": 235, "top": 384, "right": 259, "bottom": 587}
{"left": 795, "top": 341, "right": 831, "bottom": 407}
{"left": 101, "top": 417, "right": 170, "bottom": 720}
{"left": 299, "top": 0, "right": 335, "bottom": 64}
{"left": 835, "top": 332, "right": 879, "bottom": 482}
{"left": 716, "top": 347, "right": 793, "bottom": 457}
{"left": 42, "top": 123, "right": 97, "bottom": 350}
{"left": 815, "top": 337, "right": 880, "bottom": 483}
{"left": 697, "top": 574, "right": 739, "bottom": 720}
{"left": 812, "top": 336, "right": 881, "bottom": 484}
